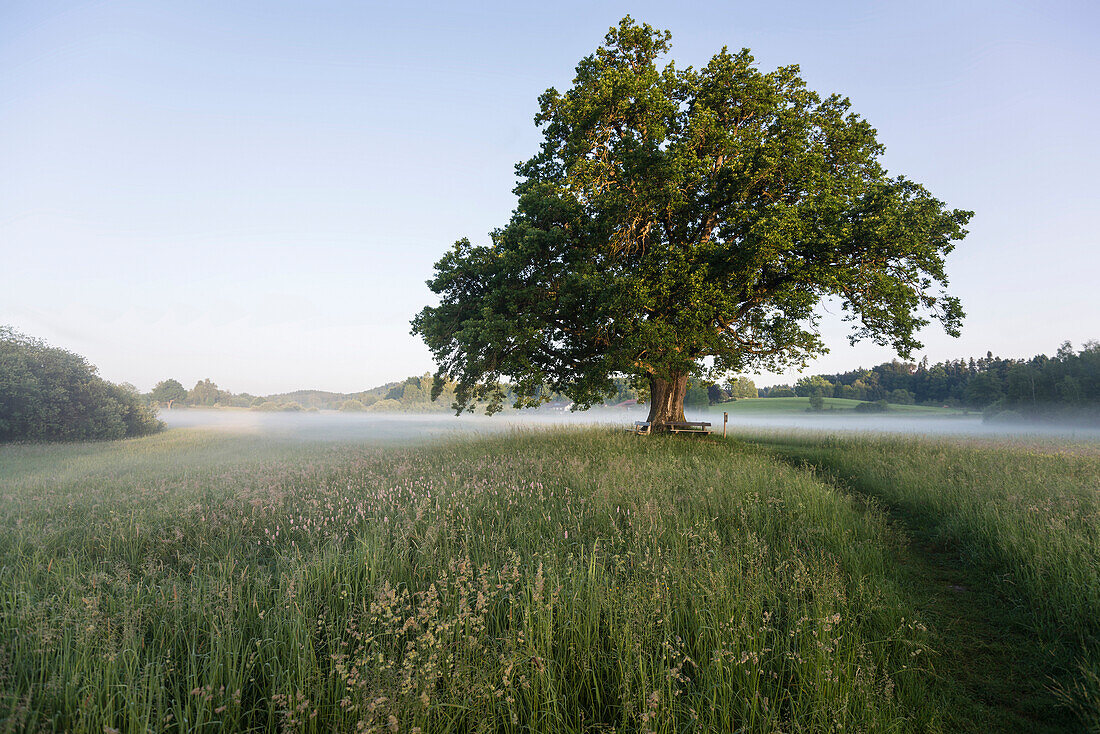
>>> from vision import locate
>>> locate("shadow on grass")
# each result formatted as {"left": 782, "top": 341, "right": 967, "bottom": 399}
{"left": 734, "top": 435, "right": 1083, "bottom": 734}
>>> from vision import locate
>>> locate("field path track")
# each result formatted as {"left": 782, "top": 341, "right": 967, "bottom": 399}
{"left": 745, "top": 440, "right": 1079, "bottom": 734}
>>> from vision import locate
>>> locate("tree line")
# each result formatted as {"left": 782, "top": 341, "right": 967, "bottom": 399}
{"left": 12, "top": 320, "right": 1094, "bottom": 445}
{"left": 148, "top": 374, "right": 649, "bottom": 414}
{"left": 760, "top": 341, "right": 1100, "bottom": 420}
{"left": 114, "top": 340, "right": 1100, "bottom": 422}
{"left": 146, "top": 374, "right": 464, "bottom": 414}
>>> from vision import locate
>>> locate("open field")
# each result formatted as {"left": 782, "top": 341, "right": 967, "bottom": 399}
{"left": 1, "top": 426, "right": 1098, "bottom": 732}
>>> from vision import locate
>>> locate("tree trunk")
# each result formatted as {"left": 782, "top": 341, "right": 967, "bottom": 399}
{"left": 646, "top": 373, "right": 688, "bottom": 430}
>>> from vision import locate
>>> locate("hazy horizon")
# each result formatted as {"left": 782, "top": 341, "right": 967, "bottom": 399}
{"left": 158, "top": 404, "right": 1100, "bottom": 445}
{"left": 4, "top": 1, "right": 1099, "bottom": 393}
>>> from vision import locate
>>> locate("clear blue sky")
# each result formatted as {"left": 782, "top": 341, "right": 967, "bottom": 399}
{"left": 3, "top": 1, "right": 1098, "bottom": 394}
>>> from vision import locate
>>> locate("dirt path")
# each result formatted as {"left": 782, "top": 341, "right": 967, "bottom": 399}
{"left": 753, "top": 442, "right": 1078, "bottom": 733}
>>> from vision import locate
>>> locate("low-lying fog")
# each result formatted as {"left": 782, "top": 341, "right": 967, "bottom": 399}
{"left": 160, "top": 408, "right": 1100, "bottom": 443}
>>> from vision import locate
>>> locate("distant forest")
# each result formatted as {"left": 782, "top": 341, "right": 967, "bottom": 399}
{"left": 762, "top": 341, "right": 1100, "bottom": 421}
{"left": 147, "top": 341, "right": 1100, "bottom": 422}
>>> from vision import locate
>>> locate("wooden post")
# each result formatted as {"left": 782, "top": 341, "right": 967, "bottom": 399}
{"left": 723, "top": 411, "right": 728, "bottom": 437}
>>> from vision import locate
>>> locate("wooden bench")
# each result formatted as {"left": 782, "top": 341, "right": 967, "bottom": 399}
{"left": 667, "top": 421, "right": 711, "bottom": 435}
{"left": 632, "top": 420, "right": 711, "bottom": 435}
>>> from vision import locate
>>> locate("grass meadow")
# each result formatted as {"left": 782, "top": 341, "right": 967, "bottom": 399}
{"left": 0, "top": 426, "right": 1097, "bottom": 732}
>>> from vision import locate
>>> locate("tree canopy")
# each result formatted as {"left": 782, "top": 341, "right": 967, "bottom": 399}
{"left": 188, "top": 378, "right": 225, "bottom": 407}
{"left": 413, "top": 17, "right": 971, "bottom": 426}
{"left": 150, "top": 378, "right": 188, "bottom": 407}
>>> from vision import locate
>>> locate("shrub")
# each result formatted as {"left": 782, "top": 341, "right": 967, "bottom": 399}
{"left": 888, "top": 389, "right": 915, "bottom": 405}
{"left": 0, "top": 326, "right": 163, "bottom": 442}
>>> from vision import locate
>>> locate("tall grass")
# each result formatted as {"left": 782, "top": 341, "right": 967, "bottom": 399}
{"left": 1, "top": 428, "right": 939, "bottom": 732}
{"left": 745, "top": 432, "right": 1100, "bottom": 728}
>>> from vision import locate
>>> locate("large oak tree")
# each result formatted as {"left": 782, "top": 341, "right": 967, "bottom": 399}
{"left": 413, "top": 17, "right": 971, "bottom": 428}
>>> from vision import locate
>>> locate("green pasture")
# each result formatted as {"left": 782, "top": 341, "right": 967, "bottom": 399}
{"left": 0, "top": 427, "right": 1096, "bottom": 732}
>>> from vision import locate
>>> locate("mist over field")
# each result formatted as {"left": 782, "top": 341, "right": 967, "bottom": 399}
{"left": 159, "top": 406, "right": 1100, "bottom": 443}
{"left": 715, "top": 412, "right": 1100, "bottom": 440}
{"left": 158, "top": 407, "right": 647, "bottom": 443}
